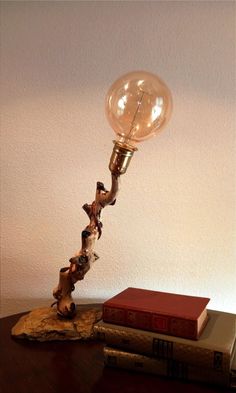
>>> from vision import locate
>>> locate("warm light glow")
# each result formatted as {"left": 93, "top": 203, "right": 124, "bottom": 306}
{"left": 105, "top": 71, "right": 172, "bottom": 148}
{"left": 118, "top": 95, "right": 127, "bottom": 111}
{"left": 137, "top": 80, "right": 144, "bottom": 87}
{"left": 151, "top": 97, "right": 163, "bottom": 121}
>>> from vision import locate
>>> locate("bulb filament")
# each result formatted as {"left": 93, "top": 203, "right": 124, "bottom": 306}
{"left": 127, "top": 89, "right": 152, "bottom": 140}
{"left": 128, "top": 90, "right": 145, "bottom": 138}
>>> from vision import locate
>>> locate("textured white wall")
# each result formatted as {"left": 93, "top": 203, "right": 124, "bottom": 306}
{"left": 1, "top": 1, "right": 235, "bottom": 317}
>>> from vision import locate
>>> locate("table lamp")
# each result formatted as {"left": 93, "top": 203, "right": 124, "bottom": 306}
{"left": 52, "top": 70, "right": 173, "bottom": 318}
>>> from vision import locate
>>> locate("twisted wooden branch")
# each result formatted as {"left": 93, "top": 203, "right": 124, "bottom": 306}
{"left": 52, "top": 174, "right": 120, "bottom": 318}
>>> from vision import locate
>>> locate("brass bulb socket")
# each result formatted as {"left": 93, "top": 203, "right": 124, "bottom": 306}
{"left": 109, "top": 141, "right": 137, "bottom": 175}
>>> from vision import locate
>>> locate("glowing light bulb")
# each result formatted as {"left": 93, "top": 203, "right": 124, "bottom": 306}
{"left": 105, "top": 70, "right": 172, "bottom": 149}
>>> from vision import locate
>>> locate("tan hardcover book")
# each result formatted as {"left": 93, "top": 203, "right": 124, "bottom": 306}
{"left": 95, "top": 309, "right": 236, "bottom": 372}
{"left": 104, "top": 346, "right": 231, "bottom": 387}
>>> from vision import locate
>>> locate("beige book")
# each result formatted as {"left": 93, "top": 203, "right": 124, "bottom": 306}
{"left": 104, "top": 346, "right": 231, "bottom": 387}
{"left": 95, "top": 309, "right": 236, "bottom": 371}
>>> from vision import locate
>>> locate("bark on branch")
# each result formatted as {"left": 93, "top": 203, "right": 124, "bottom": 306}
{"left": 52, "top": 173, "right": 120, "bottom": 318}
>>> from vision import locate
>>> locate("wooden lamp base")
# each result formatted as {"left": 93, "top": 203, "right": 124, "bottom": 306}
{"left": 11, "top": 304, "right": 102, "bottom": 341}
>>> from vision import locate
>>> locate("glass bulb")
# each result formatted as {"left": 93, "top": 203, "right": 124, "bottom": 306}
{"left": 105, "top": 70, "right": 172, "bottom": 148}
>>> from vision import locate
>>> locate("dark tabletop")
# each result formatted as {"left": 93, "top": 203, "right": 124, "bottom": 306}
{"left": 0, "top": 306, "right": 232, "bottom": 393}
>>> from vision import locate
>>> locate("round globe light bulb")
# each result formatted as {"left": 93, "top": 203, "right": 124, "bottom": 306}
{"left": 105, "top": 70, "right": 173, "bottom": 149}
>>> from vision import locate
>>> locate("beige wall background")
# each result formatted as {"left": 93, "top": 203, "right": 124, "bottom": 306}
{"left": 1, "top": 1, "right": 235, "bottom": 317}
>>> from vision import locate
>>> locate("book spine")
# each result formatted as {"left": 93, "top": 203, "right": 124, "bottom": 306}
{"left": 104, "top": 347, "right": 230, "bottom": 387}
{"left": 94, "top": 324, "right": 230, "bottom": 371}
{"left": 103, "top": 306, "right": 197, "bottom": 340}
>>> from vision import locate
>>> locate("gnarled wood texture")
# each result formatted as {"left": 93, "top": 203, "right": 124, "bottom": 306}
{"left": 52, "top": 174, "right": 120, "bottom": 318}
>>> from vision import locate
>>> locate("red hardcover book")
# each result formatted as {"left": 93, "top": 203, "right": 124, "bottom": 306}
{"left": 103, "top": 288, "right": 210, "bottom": 340}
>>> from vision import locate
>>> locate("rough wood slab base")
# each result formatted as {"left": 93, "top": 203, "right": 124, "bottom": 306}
{"left": 11, "top": 304, "right": 102, "bottom": 341}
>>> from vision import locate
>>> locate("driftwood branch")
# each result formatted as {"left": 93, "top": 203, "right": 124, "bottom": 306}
{"left": 52, "top": 173, "right": 120, "bottom": 318}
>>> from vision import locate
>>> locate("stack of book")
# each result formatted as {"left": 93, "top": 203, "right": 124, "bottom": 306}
{"left": 94, "top": 287, "right": 236, "bottom": 388}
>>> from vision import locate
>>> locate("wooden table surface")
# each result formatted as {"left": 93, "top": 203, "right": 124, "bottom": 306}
{"left": 0, "top": 306, "right": 232, "bottom": 393}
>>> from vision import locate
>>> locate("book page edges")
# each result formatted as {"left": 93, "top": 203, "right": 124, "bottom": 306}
{"left": 197, "top": 309, "right": 209, "bottom": 338}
